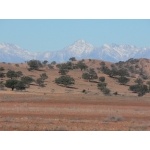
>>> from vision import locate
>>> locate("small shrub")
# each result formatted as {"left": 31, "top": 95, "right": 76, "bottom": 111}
{"left": 15, "top": 64, "right": 19, "bottom": 67}
{"left": 102, "top": 87, "right": 111, "bottom": 95}
{"left": 99, "top": 76, "right": 105, "bottom": 82}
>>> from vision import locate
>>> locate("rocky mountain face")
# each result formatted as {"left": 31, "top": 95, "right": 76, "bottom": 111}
{"left": 0, "top": 40, "right": 150, "bottom": 63}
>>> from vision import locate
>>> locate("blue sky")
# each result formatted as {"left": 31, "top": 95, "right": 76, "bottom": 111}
{"left": 0, "top": 19, "right": 150, "bottom": 52}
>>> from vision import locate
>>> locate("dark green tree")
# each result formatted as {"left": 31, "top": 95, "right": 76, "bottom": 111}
{"left": 55, "top": 75, "right": 75, "bottom": 87}
{"left": 40, "top": 73, "right": 48, "bottom": 80}
{"left": 51, "top": 61, "right": 57, "bottom": 65}
{"left": 0, "top": 72, "right": 5, "bottom": 78}
{"left": 36, "top": 78, "right": 45, "bottom": 87}
{"left": 97, "top": 82, "right": 107, "bottom": 91}
{"left": 118, "top": 76, "right": 130, "bottom": 85}
{"left": 82, "top": 72, "right": 90, "bottom": 81}
{"left": 21, "top": 76, "right": 34, "bottom": 87}
{"left": 27, "top": 60, "right": 43, "bottom": 70}
{"left": 0, "top": 67, "right": 4, "bottom": 71}
{"left": 129, "top": 84, "right": 148, "bottom": 96}
{"left": 15, "top": 81, "right": 26, "bottom": 91}
{"left": 42, "top": 60, "right": 48, "bottom": 65}
{"left": 5, "top": 79, "right": 18, "bottom": 91}
{"left": 99, "top": 76, "right": 105, "bottom": 82}
{"left": 6, "top": 70, "right": 17, "bottom": 79}
{"left": 77, "top": 61, "right": 88, "bottom": 71}
{"left": 69, "top": 57, "right": 76, "bottom": 61}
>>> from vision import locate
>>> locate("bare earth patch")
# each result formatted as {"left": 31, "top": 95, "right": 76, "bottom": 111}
{"left": 0, "top": 92, "right": 150, "bottom": 131}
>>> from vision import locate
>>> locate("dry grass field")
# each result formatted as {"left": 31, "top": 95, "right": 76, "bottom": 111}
{"left": 0, "top": 59, "right": 150, "bottom": 130}
{"left": 0, "top": 92, "right": 150, "bottom": 131}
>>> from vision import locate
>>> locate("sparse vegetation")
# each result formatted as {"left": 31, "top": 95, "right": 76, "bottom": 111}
{"left": 77, "top": 61, "right": 88, "bottom": 71}
{"left": 82, "top": 68, "right": 98, "bottom": 81}
{"left": 6, "top": 70, "right": 18, "bottom": 79}
{"left": 0, "top": 81, "right": 5, "bottom": 90}
{"left": 118, "top": 76, "right": 130, "bottom": 85}
{"left": 21, "top": 76, "right": 34, "bottom": 87}
{"left": 5, "top": 79, "right": 19, "bottom": 91}
{"left": 27, "top": 60, "right": 43, "bottom": 70}
{"left": 55, "top": 75, "right": 75, "bottom": 87}
{"left": 36, "top": 78, "right": 45, "bottom": 87}
{"left": 69, "top": 57, "right": 76, "bottom": 61}
{"left": 99, "top": 76, "right": 105, "bottom": 82}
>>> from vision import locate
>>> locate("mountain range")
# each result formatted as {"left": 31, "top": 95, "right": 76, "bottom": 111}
{"left": 0, "top": 40, "right": 150, "bottom": 63}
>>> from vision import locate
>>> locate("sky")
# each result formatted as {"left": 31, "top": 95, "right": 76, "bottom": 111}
{"left": 0, "top": 19, "right": 150, "bottom": 52}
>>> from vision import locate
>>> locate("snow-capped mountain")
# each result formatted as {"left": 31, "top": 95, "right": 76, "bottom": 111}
{"left": 0, "top": 43, "right": 37, "bottom": 62}
{"left": 0, "top": 40, "right": 150, "bottom": 63}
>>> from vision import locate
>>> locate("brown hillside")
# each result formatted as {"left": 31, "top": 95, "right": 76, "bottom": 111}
{"left": 0, "top": 58, "right": 150, "bottom": 97}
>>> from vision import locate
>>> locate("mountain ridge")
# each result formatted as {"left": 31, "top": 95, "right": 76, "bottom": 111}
{"left": 0, "top": 40, "right": 150, "bottom": 63}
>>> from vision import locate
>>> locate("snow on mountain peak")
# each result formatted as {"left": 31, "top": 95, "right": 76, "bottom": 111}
{"left": 1, "top": 40, "right": 150, "bottom": 63}
{"left": 66, "top": 39, "right": 94, "bottom": 55}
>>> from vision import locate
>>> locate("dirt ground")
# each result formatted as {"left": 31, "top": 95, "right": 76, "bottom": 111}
{"left": 0, "top": 92, "right": 150, "bottom": 131}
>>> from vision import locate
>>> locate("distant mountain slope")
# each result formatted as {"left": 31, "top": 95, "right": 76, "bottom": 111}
{"left": 0, "top": 43, "right": 37, "bottom": 63}
{"left": 0, "top": 40, "right": 150, "bottom": 63}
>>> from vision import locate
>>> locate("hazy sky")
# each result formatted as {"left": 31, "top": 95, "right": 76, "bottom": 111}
{"left": 0, "top": 19, "right": 150, "bottom": 52}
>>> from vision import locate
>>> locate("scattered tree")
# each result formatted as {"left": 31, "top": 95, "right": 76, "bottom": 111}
{"left": 129, "top": 84, "right": 148, "bottom": 96}
{"left": 77, "top": 61, "right": 88, "bottom": 71}
{"left": 55, "top": 75, "right": 75, "bottom": 87}
{"left": 42, "top": 60, "right": 48, "bottom": 65}
{"left": 51, "top": 61, "right": 56, "bottom": 65}
{"left": 118, "top": 76, "right": 130, "bottom": 85}
{"left": 6, "top": 70, "right": 18, "bottom": 79}
{"left": 5, "top": 79, "right": 18, "bottom": 91}
{"left": 0, "top": 81, "right": 5, "bottom": 90}
{"left": 82, "top": 68, "right": 98, "bottom": 81}
{"left": 0, "top": 67, "right": 4, "bottom": 71}
{"left": 27, "top": 60, "right": 43, "bottom": 70}
{"left": 69, "top": 57, "right": 76, "bottom": 61}
{"left": 97, "top": 82, "right": 107, "bottom": 91}
{"left": 36, "top": 78, "right": 45, "bottom": 87}
{"left": 99, "top": 76, "right": 105, "bottom": 82}
{"left": 0, "top": 72, "right": 5, "bottom": 78}
{"left": 40, "top": 73, "right": 48, "bottom": 80}
{"left": 15, "top": 81, "right": 26, "bottom": 91}
{"left": 21, "top": 76, "right": 34, "bottom": 87}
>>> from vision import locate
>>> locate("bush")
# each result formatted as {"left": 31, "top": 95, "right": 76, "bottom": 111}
{"left": 55, "top": 75, "right": 75, "bottom": 87}
{"left": 118, "top": 76, "right": 130, "bottom": 85}
{"left": 40, "top": 73, "right": 48, "bottom": 80}
{"left": 129, "top": 84, "right": 148, "bottom": 96}
{"left": 0, "top": 72, "right": 5, "bottom": 78}
{"left": 15, "top": 81, "right": 26, "bottom": 91}
{"left": 59, "top": 69, "right": 69, "bottom": 75}
{"left": 51, "top": 61, "right": 56, "bottom": 65}
{"left": 36, "top": 78, "right": 45, "bottom": 87}
{"left": 42, "top": 60, "right": 48, "bottom": 65}
{"left": 5, "top": 79, "right": 19, "bottom": 91}
{"left": 82, "top": 68, "right": 98, "bottom": 81}
{"left": 21, "top": 76, "right": 34, "bottom": 87}
{"left": 0, "top": 67, "right": 4, "bottom": 71}
{"left": 69, "top": 57, "right": 76, "bottom": 61}
{"left": 97, "top": 82, "right": 107, "bottom": 91}
{"left": 99, "top": 76, "right": 105, "bottom": 82}
{"left": 102, "top": 87, "right": 111, "bottom": 95}
{"left": 6, "top": 70, "right": 18, "bottom": 79}
{"left": 0, "top": 81, "right": 5, "bottom": 90}
{"left": 135, "top": 78, "right": 143, "bottom": 85}
{"left": 77, "top": 61, "right": 88, "bottom": 71}
{"left": 27, "top": 60, "right": 43, "bottom": 70}
{"left": 15, "top": 64, "right": 19, "bottom": 67}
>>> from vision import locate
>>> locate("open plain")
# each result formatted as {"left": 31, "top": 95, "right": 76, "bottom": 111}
{"left": 0, "top": 92, "right": 150, "bottom": 131}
